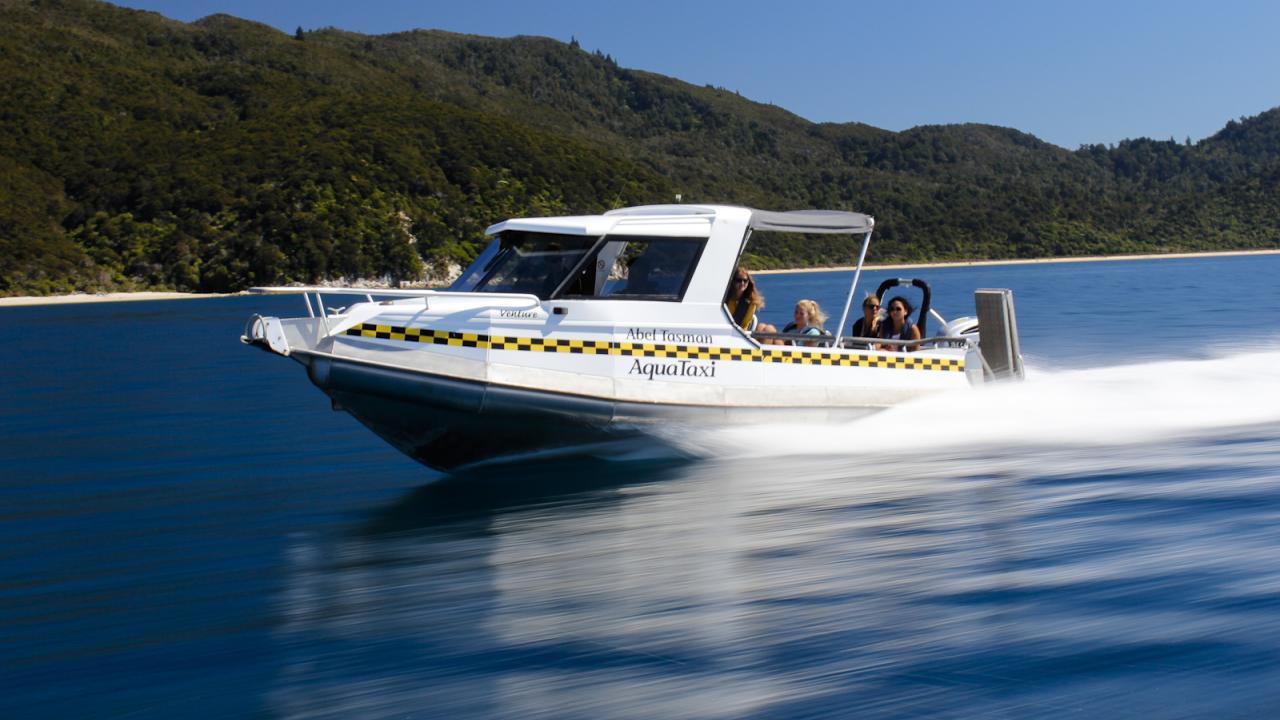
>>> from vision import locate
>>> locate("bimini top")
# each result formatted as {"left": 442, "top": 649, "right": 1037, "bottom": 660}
{"left": 486, "top": 205, "right": 874, "bottom": 237}
{"left": 747, "top": 209, "right": 873, "bottom": 234}
{"left": 604, "top": 205, "right": 874, "bottom": 234}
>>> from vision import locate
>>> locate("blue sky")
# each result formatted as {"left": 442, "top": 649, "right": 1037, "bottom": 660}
{"left": 114, "top": 0, "right": 1280, "bottom": 149}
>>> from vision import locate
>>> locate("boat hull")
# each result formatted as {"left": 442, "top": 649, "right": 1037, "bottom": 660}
{"left": 299, "top": 352, "right": 880, "bottom": 471}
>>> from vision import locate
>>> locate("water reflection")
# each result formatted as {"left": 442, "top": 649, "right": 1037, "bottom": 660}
{"left": 268, "top": 417, "right": 1280, "bottom": 719}
{"left": 360, "top": 458, "right": 689, "bottom": 535}
{"left": 268, "top": 449, "right": 1023, "bottom": 718}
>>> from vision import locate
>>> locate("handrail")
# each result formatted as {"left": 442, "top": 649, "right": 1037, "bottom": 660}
{"left": 750, "top": 331, "right": 969, "bottom": 350}
{"left": 241, "top": 314, "right": 264, "bottom": 343}
{"left": 250, "top": 286, "right": 440, "bottom": 297}
{"left": 748, "top": 330, "right": 836, "bottom": 346}
{"left": 253, "top": 286, "right": 544, "bottom": 332}
{"left": 248, "top": 286, "right": 543, "bottom": 303}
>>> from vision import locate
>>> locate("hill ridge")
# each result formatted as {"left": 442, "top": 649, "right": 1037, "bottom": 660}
{"left": 1, "top": 0, "right": 1277, "bottom": 294}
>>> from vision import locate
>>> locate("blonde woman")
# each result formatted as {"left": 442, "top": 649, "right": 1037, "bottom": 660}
{"left": 782, "top": 299, "right": 829, "bottom": 346}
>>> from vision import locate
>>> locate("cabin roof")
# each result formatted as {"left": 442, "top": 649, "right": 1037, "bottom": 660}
{"left": 485, "top": 205, "right": 873, "bottom": 237}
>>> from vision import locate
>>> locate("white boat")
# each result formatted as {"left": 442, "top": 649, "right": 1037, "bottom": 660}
{"left": 243, "top": 204, "right": 1023, "bottom": 470}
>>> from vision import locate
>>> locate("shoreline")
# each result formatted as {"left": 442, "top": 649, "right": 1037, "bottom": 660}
{"left": 0, "top": 291, "right": 234, "bottom": 308}
{"left": 3, "top": 248, "right": 1277, "bottom": 307}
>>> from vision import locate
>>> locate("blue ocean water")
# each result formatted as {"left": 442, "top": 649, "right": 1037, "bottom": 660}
{"left": 3, "top": 255, "right": 1280, "bottom": 719}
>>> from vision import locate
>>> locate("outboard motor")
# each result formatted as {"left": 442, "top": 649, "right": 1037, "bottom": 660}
{"left": 974, "top": 289, "right": 1025, "bottom": 381}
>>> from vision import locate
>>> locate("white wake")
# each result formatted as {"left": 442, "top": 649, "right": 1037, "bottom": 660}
{"left": 659, "top": 348, "right": 1280, "bottom": 463}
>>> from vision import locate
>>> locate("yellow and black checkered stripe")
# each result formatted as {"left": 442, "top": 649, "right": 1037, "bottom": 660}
{"left": 344, "top": 323, "right": 963, "bottom": 372}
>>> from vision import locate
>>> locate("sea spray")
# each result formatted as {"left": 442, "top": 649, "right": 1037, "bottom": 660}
{"left": 649, "top": 348, "right": 1280, "bottom": 462}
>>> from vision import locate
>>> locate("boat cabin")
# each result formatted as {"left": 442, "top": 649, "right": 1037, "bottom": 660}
{"left": 449, "top": 204, "right": 875, "bottom": 345}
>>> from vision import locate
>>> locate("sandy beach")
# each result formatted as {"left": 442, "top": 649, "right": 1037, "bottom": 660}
{"left": 3, "top": 248, "right": 1277, "bottom": 307}
{"left": 0, "top": 291, "right": 233, "bottom": 308}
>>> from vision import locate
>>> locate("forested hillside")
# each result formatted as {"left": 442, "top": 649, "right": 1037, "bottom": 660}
{"left": 2, "top": 0, "right": 1278, "bottom": 295}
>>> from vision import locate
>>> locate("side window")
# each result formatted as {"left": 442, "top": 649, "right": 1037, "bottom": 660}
{"left": 562, "top": 236, "right": 705, "bottom": 301}
{"left": 449, "top": 239, "right": 502, "bottom": 291}
{"left": 468, "top": 231, "right": 596, "bottom": 298}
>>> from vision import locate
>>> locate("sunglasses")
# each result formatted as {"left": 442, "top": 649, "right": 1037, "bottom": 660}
{"left": 889, "top": 306, "right": 906, "bottom": 312}
{"left": 733, "top": 278, "right": 749, "bottom": 284}
{"left": 863, "top": 304, "right": 879, "bottom": 310}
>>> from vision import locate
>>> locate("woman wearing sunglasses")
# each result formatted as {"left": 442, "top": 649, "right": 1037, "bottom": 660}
{"left": 724, "top": 266, "right": 781, "bottom": 341}
{"left": 725, "top": 267, "right": 760, "bottom": 329}
{"left": 877, "top": 296, "right": 922, "bottom": 352}
{"left": 849, "top": 293, "right": 881, "bottom": 342}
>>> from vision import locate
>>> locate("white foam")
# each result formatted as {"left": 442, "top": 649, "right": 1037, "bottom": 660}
{"left": 659, "top": 348, "right": 1280, "bottom": 462}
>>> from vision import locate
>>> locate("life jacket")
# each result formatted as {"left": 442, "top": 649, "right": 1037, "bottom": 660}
{"left": 850, "top": 318, "right": 878, "bottom": 338}
{"left": 879, "top": 317, "right": 918, "bottom": 339}
{"left": 782, "top": 323, "right": 831, "bottom": 345}
{"left": 880, "top": 321, "right": 919, "bottom": 350}
{"left": 727, "top": 299, "right": 758, "bottom": 330}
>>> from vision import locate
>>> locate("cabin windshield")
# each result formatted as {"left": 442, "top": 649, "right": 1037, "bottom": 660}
{"left": 455, "top": 231, "right": 707, "bottom": 301}
{"left": 466, "top": 231, "right": 596, "bottom": 297}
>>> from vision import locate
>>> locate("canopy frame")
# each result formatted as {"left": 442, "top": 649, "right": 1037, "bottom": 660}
{"left": 741, "top": 209, "right": 876, "bottom": 347}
